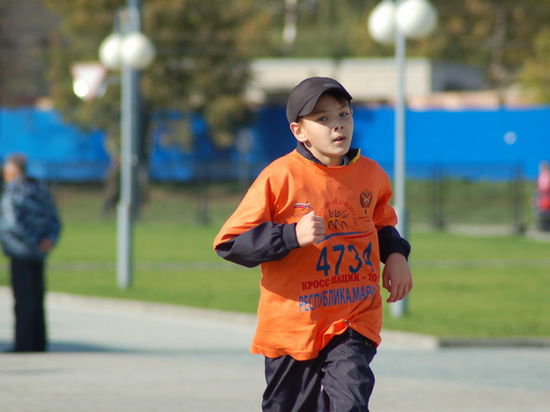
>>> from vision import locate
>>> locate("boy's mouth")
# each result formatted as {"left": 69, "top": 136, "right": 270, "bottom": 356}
{"left": 333, "top": 135, "right": 346, "bottom": 143}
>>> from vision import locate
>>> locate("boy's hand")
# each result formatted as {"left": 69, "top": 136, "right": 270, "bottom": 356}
{"left": 295, "top": 211, "right": 325, "bottom": 247}
{"left": 382, "top": 253, "right": 413, "bottom": 303}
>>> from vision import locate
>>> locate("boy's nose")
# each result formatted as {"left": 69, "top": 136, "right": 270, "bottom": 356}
{"left": 333, "top": 124, "right": 344, "bottom": 131}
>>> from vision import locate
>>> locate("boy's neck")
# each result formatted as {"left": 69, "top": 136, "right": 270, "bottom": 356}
{"left": 296, "top": 142, "right": 357, "bottom": 166}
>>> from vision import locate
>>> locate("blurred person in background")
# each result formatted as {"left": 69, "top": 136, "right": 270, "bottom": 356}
{"left": 0, "top": 154, "right": 61, "bottom": 352}
{"left": 537, "top": 161, "right": 550, "bottom": 231}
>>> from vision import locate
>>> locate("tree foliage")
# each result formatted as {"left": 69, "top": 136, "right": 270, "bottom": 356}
{"left": 419, "top": 0, "right": 550, "bottom": 94}
{"left": 8, "top": 0, "right": 550, "bottom": 115}
{"left": 520, "top": 28, "right": 550, "bottom": 103}
{"left": 249, "top": 0, "right": 550, "bottom": 101}
{"left": 0, "top": 0, "right": 58, "bottom": 106}
{"left": 40, "top": 0, "right": 259, "bottom": 150}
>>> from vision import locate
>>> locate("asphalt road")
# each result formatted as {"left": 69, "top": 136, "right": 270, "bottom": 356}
{"left": 1, "top": 287, "right": 549, "bottom": 412}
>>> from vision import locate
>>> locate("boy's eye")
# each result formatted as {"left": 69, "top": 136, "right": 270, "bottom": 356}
{"left": 340, "top": 112, "right": 350, "bottom": 118}
{"left": 317, "top": 116, "right": 328, "bottom": 122}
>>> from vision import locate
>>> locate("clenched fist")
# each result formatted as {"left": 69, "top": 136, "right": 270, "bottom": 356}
{"left": 295, "top": 210, "right": 325, "bottom": 247}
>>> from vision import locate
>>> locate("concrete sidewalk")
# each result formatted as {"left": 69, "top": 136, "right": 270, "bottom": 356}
{"left": 1, "top": 288, "right": 549, "bottom": 411}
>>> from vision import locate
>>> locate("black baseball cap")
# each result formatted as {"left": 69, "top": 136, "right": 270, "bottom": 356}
{"left": 286, "top": 77, "right": 353, "bottom": 123}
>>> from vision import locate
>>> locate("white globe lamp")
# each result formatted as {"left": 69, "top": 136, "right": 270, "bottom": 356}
{"left": 99, "top": 33, "right": 123, "bottom": 70}
{"left": 120, "top": 32, "right": 156, "bottom": 70}
{"left": 367, "top": 0, "right": 397, "bottom": 44}
{"left": 396, "top": 0, "right": 438, "bottom": 39}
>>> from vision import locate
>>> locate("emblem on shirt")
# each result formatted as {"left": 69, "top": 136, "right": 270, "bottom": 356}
{"left": 327, "top": 208, "right": 349, "bottom": 230}
{"left": 320, "top": 199, "right": 357, "bottom": 232}
{"left": 359, "top": 190, "right": 373, "bottom": 214}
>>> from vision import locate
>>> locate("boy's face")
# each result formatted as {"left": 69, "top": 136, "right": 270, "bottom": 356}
{"left": 290, "top": 94, "right": 354, "bottom": 166}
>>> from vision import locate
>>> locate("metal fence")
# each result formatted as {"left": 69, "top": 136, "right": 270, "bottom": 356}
{"left": 47, "top": 161, "right": 536, "bottom": 234}
{"left": 403, "top": 163, "right": 530, "bottom": 233}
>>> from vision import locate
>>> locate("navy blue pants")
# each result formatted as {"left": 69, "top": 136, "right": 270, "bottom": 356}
{"left": 262, "top": 328, "right": 377, "bottom": 412}
{"left": 10, "top": 258, "right": 47, "bottom": 352}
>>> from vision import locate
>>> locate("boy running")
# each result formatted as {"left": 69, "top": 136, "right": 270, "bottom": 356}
{"left": 213, "top": 77, "right": 412, "bottom": 411}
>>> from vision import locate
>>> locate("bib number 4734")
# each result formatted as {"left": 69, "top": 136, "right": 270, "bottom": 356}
{"left": 316, "top": 242, "right": 374, "bottom": 277}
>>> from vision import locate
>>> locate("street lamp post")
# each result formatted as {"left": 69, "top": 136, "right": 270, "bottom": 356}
{"left": 99, "top": 0, "right": 155, "bottom": 289}
{"left": 368, "top": 0, "right": 437, "bottom": 317}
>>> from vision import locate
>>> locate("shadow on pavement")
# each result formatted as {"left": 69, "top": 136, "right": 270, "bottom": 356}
{"left": 0, "top": 339, "right": 135, "bottom": 354}
{"left": 2, "top": 339, "right": 255, "bottom": 358}
{"left": 48, "top": 341, "right": 136, "bottom": 353}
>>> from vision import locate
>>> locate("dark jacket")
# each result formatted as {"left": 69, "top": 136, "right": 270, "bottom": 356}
{"left": 0, "top": 177, "right": 61, "bottom": 260}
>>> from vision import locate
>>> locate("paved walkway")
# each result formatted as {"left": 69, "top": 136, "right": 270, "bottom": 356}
{"left": 1, "top": 287, "right": 549, "bottom": 411}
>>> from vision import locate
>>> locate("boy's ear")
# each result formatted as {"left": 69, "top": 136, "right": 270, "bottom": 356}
{"left": 290, "top": 121, "right": 307, "bottom": 143}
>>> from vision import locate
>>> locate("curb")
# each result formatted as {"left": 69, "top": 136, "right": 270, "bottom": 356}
{"left": 381, "top": 329, "right": 550, "bottom": 349}
{"left": 380, "top": 330, "right": 440, "bottom": 349}
{"left": 49, "top": 292, "right": 550, "bottom": 349}
{"left": 3, "top": 287, "right": 549, "bottom": 349}
{"left": 437, "top": 336, "right": 550, "bottom": 348}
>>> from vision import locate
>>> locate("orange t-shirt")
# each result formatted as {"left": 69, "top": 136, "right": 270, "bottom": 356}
{"left": 213, "top": 149, "right": 397, "bottom": 360}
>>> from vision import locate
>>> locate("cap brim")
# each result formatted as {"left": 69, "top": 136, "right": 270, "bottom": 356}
{"left": 297, "top": 87, "right": 352, "bottom": 120}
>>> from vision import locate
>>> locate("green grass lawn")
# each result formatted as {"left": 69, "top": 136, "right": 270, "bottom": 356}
{"left": 383, "top": 231, "right": 550, "bottom": 337}
{"left": 1, "top": 213, "right": 548, "bottom": 338}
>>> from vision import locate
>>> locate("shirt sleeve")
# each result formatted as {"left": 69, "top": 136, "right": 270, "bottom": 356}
{"left": 372, "top": 164, "right": 411, "bottom": 262}
{"left": 372, "top": 167, "right": 398, "bottom": 230}
{"left": 215, "top": 222, "right": 299, "bottom": 267}
{"left": 213, "top": 169, "right": 300, "bottom": 267}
